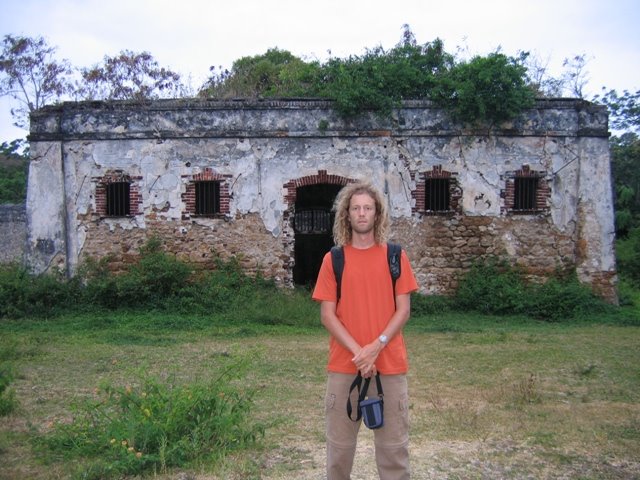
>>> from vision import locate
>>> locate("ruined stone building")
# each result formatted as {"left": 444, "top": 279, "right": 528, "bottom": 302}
{"left": 25, "top": 98, "right": 617, "bottom": 302}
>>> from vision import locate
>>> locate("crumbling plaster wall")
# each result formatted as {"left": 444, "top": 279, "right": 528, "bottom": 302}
{"left": 26, "top": 98, "right": 617, "bottom": 301}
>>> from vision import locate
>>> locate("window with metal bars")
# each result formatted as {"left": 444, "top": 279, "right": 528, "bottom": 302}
{"left": 513, "top": 176, "right": 538, "bottom": 211}
{"left": 293, "top": 209, "right": 334, "bottom": 234}
{"left": 106, "top": 182, "right": 131, "bottom": 216}
{"left": 425, "top": 178, "right": 451, "bottom": 212}
{"left": 195, "top": 181, "right": 221, "bottom": 215}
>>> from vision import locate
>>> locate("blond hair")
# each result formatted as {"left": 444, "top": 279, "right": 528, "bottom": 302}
{"left": 332, "top": 181, "right": 390, "bottom": 247}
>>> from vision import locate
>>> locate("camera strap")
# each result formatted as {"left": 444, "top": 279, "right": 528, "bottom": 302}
{"left": 347, "top": 372, "right": 384, "bottom": 422}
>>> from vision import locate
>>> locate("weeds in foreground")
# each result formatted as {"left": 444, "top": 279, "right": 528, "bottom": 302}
{"left": 33, "top": 361, "right": 265, "bottom": 479}
{"left": 0, "top": 363, "right": 18, "bottom": 416}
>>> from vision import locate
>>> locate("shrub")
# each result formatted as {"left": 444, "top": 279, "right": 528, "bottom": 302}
{"left": 0, "top": 264, "right": 80, "bottom": 318}
{"left": 525, "top": 276, "right": 611, "bottom": 321}
{"left": 452, "top": 258, "right": 611, "bottom": 321}
{"left": 36, "top": 363, "right": 265, "bottom": 478}
{"left": 432, "top": 52, "right": 535, "bottom": 127}
{"left": 411, "top": 293, "right": 453, "bottom": 315}
{"left": 453, "top": 259, "right": 528, "bottom": 315}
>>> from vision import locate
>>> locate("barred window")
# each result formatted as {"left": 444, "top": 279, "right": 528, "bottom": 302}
{"left": 514, "top": 176, "right": 538, "bottom": 211}
{"left": 195, "top": 181, "right": 221, "bottom": 215}
{"left": 294, "top": 209, "right": 334, "bottom": 234}
{"left": 106, "top": 182, "right": 131, "bottom": 216}
{"left": 425, "top": 178, "right": 451, "bottom": 212}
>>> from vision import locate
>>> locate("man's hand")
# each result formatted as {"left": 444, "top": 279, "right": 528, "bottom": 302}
{"left": 352, "top": 341, "right": 383, "bottom": 377}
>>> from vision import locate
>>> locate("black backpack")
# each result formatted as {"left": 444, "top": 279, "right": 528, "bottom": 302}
{"left": 330, "top": 243, "right": 402, "bottom": 305}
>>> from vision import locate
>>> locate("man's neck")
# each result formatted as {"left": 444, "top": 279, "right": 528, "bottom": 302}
{"left": 350, "top": 232, "right": 376, "bottom": 250}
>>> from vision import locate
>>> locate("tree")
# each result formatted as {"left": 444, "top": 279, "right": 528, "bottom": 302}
{"left": 200, "top": 48, "right": 320, "bottom": 99}
{"left": 432, "top": 52, "right": 535, "bottom": 127}
{"left": 523, "top": 52, "right": 591, "bottom": 98}
{"left": 78, "top": 50, "right": 183, "bottom": 101}
{"left": 594, "top": 88, "right": 640, "bottom": 134}
{"left": 0, "top": 34, "right": 73, "bottom": 128}
{"left": 0, "top": 139, "right": 29, "bottom": 204}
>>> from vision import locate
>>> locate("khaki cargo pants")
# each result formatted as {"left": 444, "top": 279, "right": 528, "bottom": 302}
{"left": 325, "top": 372, "right": 410, "bottom": 480}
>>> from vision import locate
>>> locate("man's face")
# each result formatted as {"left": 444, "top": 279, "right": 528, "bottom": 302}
{"left": 348, "top": 192, "right": 377, "bottom": 235}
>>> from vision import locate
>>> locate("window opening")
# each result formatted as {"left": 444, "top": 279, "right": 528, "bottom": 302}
{"left": 514, "top": 176, "right": 538, "bottom": 211}
{"left": 425, "top": 178, "right": 451, "bottom": 212}
{"left": 106, "top": 182, "right": 131, "bottom": 216}
{"left": 195, "top": 181, "right": 221, "bottom": 215}
{"left": 294, "top": 209, "right": 333, "bottom": 234}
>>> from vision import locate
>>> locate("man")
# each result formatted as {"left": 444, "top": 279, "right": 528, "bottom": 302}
{"left": 312, "top": 181, "right": 418, "bottom": 480}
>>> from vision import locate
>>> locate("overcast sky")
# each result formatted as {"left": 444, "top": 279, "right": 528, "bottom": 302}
{"left": 1, "top": 0, "right": 638, "bottom": 142}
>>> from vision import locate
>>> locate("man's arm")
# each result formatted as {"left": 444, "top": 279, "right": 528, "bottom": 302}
{"left": 320, "top": 300, "right": 361, "bottom": 357}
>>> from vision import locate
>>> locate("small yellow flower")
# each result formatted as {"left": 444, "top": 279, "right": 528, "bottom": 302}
{"left": 121, "top": 440, "right": 128, "bottom": 447}
{"left": 128, "top": 446, "right": 135, "bottom": 452}
{"left": 136, "top": 451, "right": 143, "bottom": 458}
{"left": 141, "top": 392, "right": 147, "bottom": 398}
{"left": 110, "top": 438, "right": 116, "bottom": 444}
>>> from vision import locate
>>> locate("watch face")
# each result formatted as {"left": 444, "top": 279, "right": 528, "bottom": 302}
{"left": 379, "top": 335, "right": 388, "bottom": 344}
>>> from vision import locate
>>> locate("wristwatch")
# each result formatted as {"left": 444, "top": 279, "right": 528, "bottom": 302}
{"left": 378, "top": 334, "right": 389, "bottom": 346}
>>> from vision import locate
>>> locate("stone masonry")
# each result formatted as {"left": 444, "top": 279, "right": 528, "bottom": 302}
{"left": 26, "top": 98, "right": 617, "bottom": 302}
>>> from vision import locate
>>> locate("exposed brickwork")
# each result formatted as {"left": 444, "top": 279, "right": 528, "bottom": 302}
{"left": 412, "top": 165, "right": 462, "bottom": 215}
{"left": 182, "top": 168, "right": 232, "bottom": 219}
{"left": 501, "top": 165, "right": 551, "bottom": 214}
{"left": 283, "top": 170, "right": 353, "bottom": 207}
{"left": 94, "top": 171, "right": 142, "bottom": 217}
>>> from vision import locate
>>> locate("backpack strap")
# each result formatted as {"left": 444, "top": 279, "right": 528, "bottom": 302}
{"left": 330, "top": 245, "right": 345, "bottom": 304}
{"left": 387, "top": 242, "right": 402, "bottom": 308}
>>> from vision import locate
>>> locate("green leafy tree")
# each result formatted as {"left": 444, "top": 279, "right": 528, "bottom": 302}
{"left": 432, "top": 52, "right": 535, "bottom": 127}
{"left": 79, "top": 50, "right": 183, "bottom": 101}
{"left": 201, "top": 48, "right": 320, "bottom": 99}
{"left": 610, "top": 132, "right": 640, "bottom": 235}
{"left": 199, "top": 26, "right": 534, "bottom": 127}
{"left": 0, "top": 139, "right": 29, "bottom": 204}
{"left": 317, "top": 33, "right": 452, "bottom": 118}
{"left": 593, "top": 89, "right": 640, "bottom": 236}
{"left": 595, "top": 88, "right": 640, "bottom": 134}
{"left": 0, "top": 34, "right": 73, "bottom": 128}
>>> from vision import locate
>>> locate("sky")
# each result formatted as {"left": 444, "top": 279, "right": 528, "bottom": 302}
{"left": 1, "top": 0, "right": 639, "bottom": 142}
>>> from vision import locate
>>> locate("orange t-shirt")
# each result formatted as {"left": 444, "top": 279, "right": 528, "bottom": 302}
{"left": 312, "top": 244, "right": 418, "bottom": 374}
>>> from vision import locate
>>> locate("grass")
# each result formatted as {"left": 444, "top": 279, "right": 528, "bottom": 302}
{"left": 1, "top": 307, "right": 639, "bottom": 479}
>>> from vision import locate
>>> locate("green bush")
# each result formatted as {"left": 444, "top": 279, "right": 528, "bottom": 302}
{"left": 453, "top": 259, "right": 528, "bottom": 315}
{"left": 0, "top": 264, "right": 80, "bottom": 318}
{"left": 452, "top": 258, "right": 611, "bottom": 321}
{"left": 411, "top": 293, "right": 453, "bottom": 315}
{"left": 36, "top": 364, "right": 265, "bottom": 479}
{"left": 432, "top": 52, "right": 535, "bottom": 127}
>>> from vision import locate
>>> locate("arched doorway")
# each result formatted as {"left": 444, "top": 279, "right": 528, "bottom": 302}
{"left": 293, "top": 183, "right": 342, "bottom": 286}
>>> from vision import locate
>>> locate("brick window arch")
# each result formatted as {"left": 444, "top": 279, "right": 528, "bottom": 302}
{"left": 412, "top": 165, "right": 461, "bottom": 215}
{"left": 283, "top": 170, "right": 353, "bottom": 207}
{"left": 95, "top": 170, "right": 142, "bottom": 217}
{"left": 182, "top": 168, "right": 232, "bottom": 218}
{"left": 502, "top": 165, "right": 550, "bottom": 214}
